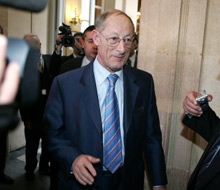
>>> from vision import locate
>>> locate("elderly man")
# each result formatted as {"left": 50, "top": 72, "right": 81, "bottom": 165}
{"left": 44, "top": 9, "right": 167, "bottom": 190}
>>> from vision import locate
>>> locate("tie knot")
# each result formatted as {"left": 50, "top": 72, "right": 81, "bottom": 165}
{"left": 107, "top": 74, "right": 119, "bottom": 87}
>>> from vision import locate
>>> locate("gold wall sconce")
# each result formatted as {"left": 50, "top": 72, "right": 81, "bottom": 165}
{"left": 70, "top": 8, "right": 82, "bottom": 25}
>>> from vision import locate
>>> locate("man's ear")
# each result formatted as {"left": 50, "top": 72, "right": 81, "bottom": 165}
{"left": 92, "top": 29, "right": 99, "bottom": 46}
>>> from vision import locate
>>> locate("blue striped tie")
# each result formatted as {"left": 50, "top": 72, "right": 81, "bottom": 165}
{"left": 103, "top": 74, "right": 122, "bottom": 173}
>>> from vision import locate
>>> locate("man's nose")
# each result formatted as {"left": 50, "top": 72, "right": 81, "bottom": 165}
{"left": 116, "top": 39, "right": 126, "bottom": 53}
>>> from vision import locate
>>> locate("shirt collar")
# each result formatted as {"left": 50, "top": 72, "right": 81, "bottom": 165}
{"left": 39, "top": 54, "right": 44, "bottom": 66}
{"left": 82, "top": 56, "right": 90, "bottom": 67}
{"left": 93, "top": 56, "right": 123, "bottom": 86}
{"left": 85, "top": 56, "right": 91, "bottom": 64}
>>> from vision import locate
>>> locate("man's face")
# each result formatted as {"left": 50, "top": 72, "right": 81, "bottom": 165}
{"left": 82, "top": 31, "right": 98, "bottom": 61}
{"left": 93, "top": 14, "right": 134, "bottom": 73}
{"left": 75, "top": 35, "right": 83, "bottom": 45}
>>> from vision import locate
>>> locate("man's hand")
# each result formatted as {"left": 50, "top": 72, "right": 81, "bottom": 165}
{"left": 72, "top": 155, "right": 100, "bottom": 186}
{"left": 0, "top": 35, "right": 20, "bottom": 104}
{"left": 153, "top": 186, "right": 167, "bottom": 190}
{"left": 182, "top": 91, "right": 212, "bottom": 117}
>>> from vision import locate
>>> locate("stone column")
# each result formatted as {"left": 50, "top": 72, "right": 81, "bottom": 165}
{"left": 139, "top": 0, "right": 209, "bottom": 189}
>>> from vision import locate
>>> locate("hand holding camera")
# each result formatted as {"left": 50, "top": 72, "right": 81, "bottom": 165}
{"left": 55, "top": 34, "right": 64, "bottom": 53}
{"left": 183, "top": 90, "right": 212, "bottom": 118}
{"left": 55, "top": 23, "right": 84, "bottom": 57}
{"left": 196, "top": 90, "right": 209, "bottom": 112}
{"left": 56, "top": 23, "right": 75, "bottom": 47}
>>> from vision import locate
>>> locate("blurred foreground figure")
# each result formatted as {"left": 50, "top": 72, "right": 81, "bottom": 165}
{"left": 0, "top": 26, "right": 20, "bottom": 185}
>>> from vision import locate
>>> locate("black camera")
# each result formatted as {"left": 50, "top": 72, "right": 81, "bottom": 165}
{"left": 186, "top": 90, "right": 209, "bottom": 119}
{"left": 57, "top": 23, "right": 75, "bottom": 47}
{"left": 196, "top": 91, "right": 209, "bottom": 112}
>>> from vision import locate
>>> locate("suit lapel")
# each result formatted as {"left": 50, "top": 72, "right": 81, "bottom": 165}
{"left": 78, "top": 65, "right": 140, "bottom": 137}
{"left": 79, "top": 62, "right": 102, "bottom": 134}
{"left": 123, "top": 67, "right": 140, "bottom": 137}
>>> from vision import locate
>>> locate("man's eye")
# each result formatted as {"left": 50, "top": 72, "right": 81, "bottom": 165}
{"left": 110, "top": 37, "right": 119, "bottom": 41}
{"left": 124, "top": 38, "right": 132, "bottom": 42}
{"left": 88, "top": 40, "right": 94, "bottom": 43}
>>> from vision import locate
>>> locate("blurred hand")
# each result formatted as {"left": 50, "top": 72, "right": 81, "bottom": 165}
{"left": 182, "top": 91, "right": 212, "bottom": 117}
{"left": 72, "top": 155, "right": 100, "bottom": 186}
{"left": 0, "top": 35, "right": 20, "bottom": 105}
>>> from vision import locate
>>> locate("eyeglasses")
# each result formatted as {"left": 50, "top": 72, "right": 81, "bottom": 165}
{"left": 99, "top": 31, "right": 134, "bottom": 48}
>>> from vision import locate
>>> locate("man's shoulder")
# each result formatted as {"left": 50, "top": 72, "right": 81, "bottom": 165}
{"left": 63, "top": 57, "right": 83, "bottom": 65}
{"left": 124, "top": 66, "right": 153, "bottom": 80}
{"left": 60, "top": 57, "right": 84, "bottom": 74}
{"left": 58, "top": 63, "right": 86, "bottom": 80}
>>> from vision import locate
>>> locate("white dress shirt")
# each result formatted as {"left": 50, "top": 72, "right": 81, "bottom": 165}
{"left": 81, "top": 56, "right": 90, "bottom": 67}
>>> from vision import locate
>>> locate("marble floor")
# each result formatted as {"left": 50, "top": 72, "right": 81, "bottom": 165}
{"left": 0, "top": 147, "right": 50, "bottom": 190}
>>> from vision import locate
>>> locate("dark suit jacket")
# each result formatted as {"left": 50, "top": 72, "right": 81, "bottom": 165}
{"left": 49, "top": 51, "right": 75, "bottom": 77}
{"left": 20, "top": 54, "right": 53, "bottom": 122}
{"left": 183, "top": 108, "right": 220, "bottom": 190}
{"left": 59, "top": 57, "right": 83, "bottom": 74}
{"left": 44, "top": 61, "right": 167, "bottom": 190}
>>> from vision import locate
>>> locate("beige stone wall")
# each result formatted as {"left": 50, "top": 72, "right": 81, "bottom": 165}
{"left": 0, "top": 6, "right": 8, "bottom": 35}
{"left": 0, "top": 5, "right": 49, "bottom": 53}
{"left": 139, "top": 0, "right": 220, "bottom": 189}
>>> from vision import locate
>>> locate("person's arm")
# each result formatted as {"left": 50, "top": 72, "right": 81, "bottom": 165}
{"left": 143, "top": 75, "right": 167, "bottom": 186}
{"left": 49, "top": 35, "right": 63, "bottom": 77}
{"left": 49, "top": 50, "right": 62, "bottom": 77}
{"left": 182, "top": 91, "right": 212, "bottom": 117}
{"left": 182, "top": 91, "right": 220, "bottom": 141}
{"left": 0, "top": 35, "right": 20, "bottom": 130}
{"left": 44, "top": 77, "right": 100, "bottom": 182}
